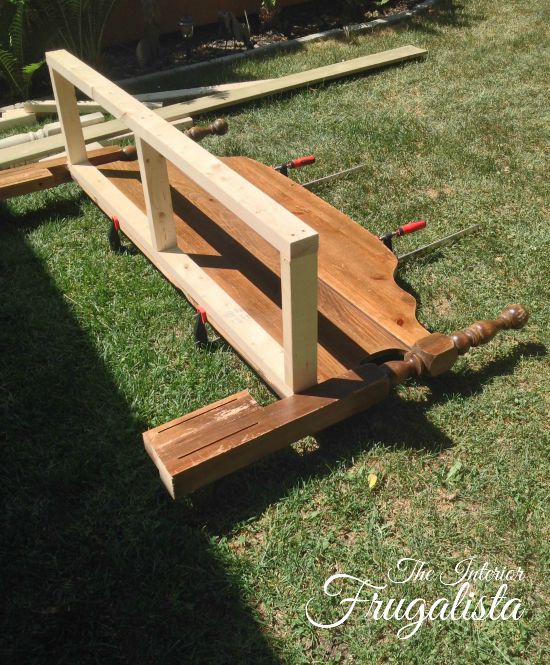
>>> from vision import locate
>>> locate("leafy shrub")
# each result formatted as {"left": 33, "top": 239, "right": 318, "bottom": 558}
{"left": 259, "top": 0, "right": 281, "bottom": 29}
{"left": 0, "top": 0, "right": 43, "bottom": 100}
{"left": 33, "top": 0, "right": 120, "bottom": 66}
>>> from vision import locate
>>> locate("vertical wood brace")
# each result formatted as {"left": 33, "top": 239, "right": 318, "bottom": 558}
{"left": 136, "top": 137, "right": 176, "bottom": 251}
{"left": 281, "top": 245, "right": 318, "bottom": 393}
{"left": 49, "top": 69, "right": 86, "bottom": 165}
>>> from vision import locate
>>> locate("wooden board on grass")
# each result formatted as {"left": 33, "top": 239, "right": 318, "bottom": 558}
{"left": 0, "top": 45, "right": 426, "bottom": 168}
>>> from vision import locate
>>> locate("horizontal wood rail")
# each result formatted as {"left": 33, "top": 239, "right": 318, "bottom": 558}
{"left": 46, "top": 50, "right": 319, "bottom": 395}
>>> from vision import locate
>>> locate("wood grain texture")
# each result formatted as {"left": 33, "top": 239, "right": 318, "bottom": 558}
{"left": 135, "top": 138, "right": 176, "bottom": 251}
{"left": 46, "top": 49, "right": 319, "bottom": 261}
{"left": 144, "top": 364, "right": 390, "bottom": 498}
{"left": 98, "top": 155, "right": 430, "bottom": 388}
{"left": 48, "top": 68, "right": 86, "bottom": 164}
{"left": 0, "top": 146, "right": 127, "bottom": 200}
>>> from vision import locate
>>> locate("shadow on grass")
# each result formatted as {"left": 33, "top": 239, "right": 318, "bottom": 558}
{"left": 404, "top": 0, "right": 478, "bottom": 35}
{"left": 189, "top": 341, "right": 544, "bottom": 535}
{"left": 0, "top": 225, "right": 278, "bottom": 664}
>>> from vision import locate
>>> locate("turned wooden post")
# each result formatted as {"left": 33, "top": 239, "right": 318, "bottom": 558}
{"left": 121, "top": 119, "right": 228, "bottom": 160}
{"left": 450, "top": 304, "right": 529, "bottom": 355}
{"left": 185, "top": 118, "right": 228, "bottom": 142}
{"left": 381, "top": 304, "right": 529, "bottom": 388}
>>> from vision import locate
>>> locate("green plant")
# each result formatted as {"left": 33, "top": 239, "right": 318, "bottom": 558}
{"left": 259, "top": 0, "right": 281, "bottom": 29}
{"left": 34, "top": 0, "right": 120, "bottom": 66}
{"left": 0, "top": 0, "right": 43, "bottom": 100}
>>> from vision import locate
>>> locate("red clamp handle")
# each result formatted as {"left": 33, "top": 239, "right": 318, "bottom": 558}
{"left": 112, "top": 215, "right": 120, "bottom": 232}
{"left": 289, "top": 155, "right": 315, "bottom": 169}
{"left": 197, "top": 306, "right": 207, "bottom": 324}
{"left": 398, "top": 220, "right": 426, "bottom": 235}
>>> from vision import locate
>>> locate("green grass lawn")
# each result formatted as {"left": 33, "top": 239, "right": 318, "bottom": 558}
{"left": 1, "top": 0, "right": 549, "bottom": 662}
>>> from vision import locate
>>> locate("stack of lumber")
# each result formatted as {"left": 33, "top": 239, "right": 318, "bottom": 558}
{"left": 0, "top": 45, "right": 426, "bottom": 169}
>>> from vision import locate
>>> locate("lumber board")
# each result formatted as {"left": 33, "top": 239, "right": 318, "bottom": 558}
{"left": 99, "top": 156, "right": 425, "bottom": 381}
{"left": 136, "top": 137, "right": 176, "bottom": 251}
{"left": 1, "top": 45, "right": 426, "bottom": 169}
{"left": 281, "top": 250, "right": 318, "bottom": 391}
{"left": 49, "top": 68, "right": 86, "bottom": 164}
{"left": 0, "top": 146, "right": 125, "bottom": 199}
{"left": 134, "top": 79, "right": 272, "bottom": 103}
{"left": 46, "top": 49, "right": 319, "bottom": 260}
{"left": 144, "top": 363, "right": 390, "bottom": 498}
{"left": 0, "top": 112, "right": 105, "bottom": 150}
{"left": 230, "top": 158, "right": 428, "bottom": 348}
{"left": 69, "top": 161, "right": 291, "bottom": 396}
{"left": 0, "top": 109, "right": 36, "bottom": 130}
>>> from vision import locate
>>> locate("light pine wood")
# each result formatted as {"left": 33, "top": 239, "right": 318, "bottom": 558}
{"left": 98, "top": 116, "right": 192, "bottom": 148}
{"left": 0, "top": 109, "right": 37, "bottom": 130}
{"left": 47, "top": 48, "right": 319, "bottom": 260}
{"left": 135, "top": 137, "right": 176, "bottom": 251}
{"left": 46, "top": 49, "right": 320, "bottom": 393}
{"left": 134, "top": 80, "right": 272, "bottom": 103}
{"left": 68, "top": 162, "right": 290, "bottom": 396}
{"left": 1, "top": 45, "right": 425, "bottom": 169}
{"left": 0, "top": 114, "right": 192, "bottom": 168}
{"left": 48, "top": 68, "right": 86, "bottom": 165}
{"left": 281, "top": 251, "right": 318, "bottom": 392}
{"left": 98, "top": 154, "right": 425, "bottom": 383}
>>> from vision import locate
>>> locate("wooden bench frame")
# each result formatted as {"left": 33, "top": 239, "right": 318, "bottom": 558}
{"left": 46, "top": 49, "right": 319, "bottom": 397}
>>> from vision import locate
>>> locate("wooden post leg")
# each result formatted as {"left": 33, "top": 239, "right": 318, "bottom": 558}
{"left": 135, "top": 137, "right": 176, "bottom": 251}
{"left": 385, "top": 304, "right": 530, "bottom": 386}
{"left": 450, "top": 304, "right": 529, "bottom": 355}
{"left": 49, "top": 69, "right": 86, "bottom": 165}
{"left": 281, "top": 249, "right": 318, "bottom": 393}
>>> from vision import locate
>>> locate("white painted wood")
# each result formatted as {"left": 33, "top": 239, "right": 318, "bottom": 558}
{"left": 0, "top": 112, "right": 104, "bottom": 149}
{"left": 135, "top": 137, "right": 176, "bottom": 251}
{"left": 24, "top": 99, "right": 103, "bottom": 115}
{"left": 0, "top": 109, "right": 37, "bottom": 130}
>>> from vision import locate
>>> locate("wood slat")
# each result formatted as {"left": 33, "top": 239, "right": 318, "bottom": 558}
{"left": 0, "top": 46, "right": 426, "bottom": 168}
{"left": 0, "top": 146, "right": 125, "bottom": 200}
{"left": 100, "top": 155, "right": 428, "bottom": 383}
{"left": 144, "top": 364, "right": 390, "bottom": 498}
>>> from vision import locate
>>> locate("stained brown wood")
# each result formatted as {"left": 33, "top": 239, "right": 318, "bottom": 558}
{"left": 98, "top": 155, "right": 428, "bottom": 385}
{"left": 451, "top": 304, "right": 529, "bottom": 354}
{"left": 144, "top": 364, "right": 390, "bottom": 497}
{"left": 0, "top": 146, "right": 127, "bottom": 200}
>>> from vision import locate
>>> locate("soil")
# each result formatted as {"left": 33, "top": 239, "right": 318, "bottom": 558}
{"left": 101, "top": 0, "right": 420, "bottom": 82}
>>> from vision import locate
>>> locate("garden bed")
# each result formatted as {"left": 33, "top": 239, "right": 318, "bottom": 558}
{"left": 102, "top": 0, "right": 421, "bottom": 82}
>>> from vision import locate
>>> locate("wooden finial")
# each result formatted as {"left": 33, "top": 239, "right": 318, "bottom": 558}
{"left": 450, "top": 304, "right": 529, "bottom": 355}
{"left": 184, "top": 118, "right": 228, "bottom": 143}
{"left": 119, "top": 119, "right": 229, "bottom": 161}
{"left": 380, "top": 303, "right": 529, "bottom": 387}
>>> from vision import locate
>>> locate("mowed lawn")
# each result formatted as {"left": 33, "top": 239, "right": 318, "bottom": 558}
{"left": 1, "top": 0, "right": 548, "bottom": 662}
